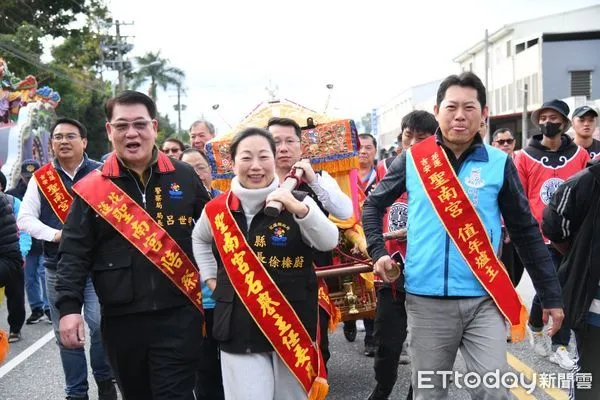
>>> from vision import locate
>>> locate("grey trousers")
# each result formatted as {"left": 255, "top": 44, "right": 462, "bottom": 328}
{"left": 405, "top": 294, "right": 510, "bottom": 400}
{"left": 220, "top": 350, "right": 305, "bottom": 400}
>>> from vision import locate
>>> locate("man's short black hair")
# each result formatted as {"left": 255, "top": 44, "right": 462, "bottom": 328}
{"left": 267, "top": 117, "right": 302, "bottom": 138}
{"left": 358, "top": 133, "right": 377, "bottom": 149}
{"left": 492, "top": 128, "right": 514, "bottom": 141}
{"left": 50, "top": 117, "right": 88, "bottom": 139}
{"left": 230, "top": 128, "right": 276, "bottom": 160}
{"left": 162, "top": 137, "right": 185, "bottom": 151}
{"left": 105, "top": 90, "right": 157, "bottom": 121}
{"left": 398, "top": 110, "right": 438, "bottom": 142}
{"left": 436, "top": 72, "right": 487, "bottom": 108}
{"left": 182, "top": 147, "right": 211, "bottom": 165}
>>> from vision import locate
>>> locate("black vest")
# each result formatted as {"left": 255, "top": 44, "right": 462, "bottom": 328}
{"left": 211, "top": 198, "right": 317, "bottom": 354}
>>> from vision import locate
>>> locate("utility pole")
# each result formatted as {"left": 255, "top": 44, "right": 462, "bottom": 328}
{"left": 116, "top": 21, "right": 125, "bottom": 92}
{"left": 102, "top": 21, "right": 134, "bottom": 93}
{"left": 172, "top": 84, "right": 186, "bottom": 139}
{"left": 522, "top": 83, "right": 528, "bottom": 147}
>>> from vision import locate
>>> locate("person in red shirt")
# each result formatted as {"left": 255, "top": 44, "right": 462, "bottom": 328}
{"left": 514, "top": 99, "right": 588, "bottom": 370}
{"left": 368, "top": 110, "right": 437, "bottom": 400}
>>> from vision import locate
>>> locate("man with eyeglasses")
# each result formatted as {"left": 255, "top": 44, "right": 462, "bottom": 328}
{"left": 492, "top": 128, "right": 516, "bottom": 157}
{"left": 267, "top": 116, "right": 353, "bottom": 366}
{"left": 18, "top": 118, "right": 117, "bottom": 400}
{"left": 54, "top": 91, "right": 211, "bottom": 400}
{"left": 181, "top": 148, "right": 220, "bottom": 198}
{"left": 161, "top": 137, "right": 185, "bottom": 160}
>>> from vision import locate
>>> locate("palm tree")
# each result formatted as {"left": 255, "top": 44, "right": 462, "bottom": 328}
{"left": 130, "top": 51, "right": 184, "bottom": 101}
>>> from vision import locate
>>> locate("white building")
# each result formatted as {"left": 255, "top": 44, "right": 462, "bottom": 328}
{"left": 374, "top": 79, "right": 441, "bottom": 149}
{"left": 453, "top": 5, "right": 600, "bottom": 141}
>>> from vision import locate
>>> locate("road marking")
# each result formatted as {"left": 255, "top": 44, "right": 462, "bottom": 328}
{"left": 0, "top": 330, "right": 54, "bottom": 379}
{"left": 507, "top": 352, "right": 569, "bottom": 400}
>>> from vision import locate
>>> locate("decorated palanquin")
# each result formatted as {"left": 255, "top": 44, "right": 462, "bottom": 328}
{"left": 205, "top": 100, "right": 376, "bottom": 323}
{"left": 0, "top": 57, "right": 60, "bottom": 190}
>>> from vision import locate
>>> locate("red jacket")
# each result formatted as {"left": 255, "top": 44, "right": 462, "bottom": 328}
{"left": 514, "top": 134, "right": 589, "bottom": 243}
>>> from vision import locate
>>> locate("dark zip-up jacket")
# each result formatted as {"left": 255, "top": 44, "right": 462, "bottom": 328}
{"left": 0, "top": 193, "right": 22, "bottom": 280}
{"left": 55, "top": 150, "right": 211, "bottom": 317}
{"left": 542, "top": 159, "right": 600, "bottom": 329}
{"left": 363, "top": 131, "right": 562, "bottom": 308}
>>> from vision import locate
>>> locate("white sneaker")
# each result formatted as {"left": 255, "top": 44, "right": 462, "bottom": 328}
{"left": 528, "top": 326, "right": 551, "bottom": 357}
{"left": 549, "top": 346, "right": 576, "bottom": 370}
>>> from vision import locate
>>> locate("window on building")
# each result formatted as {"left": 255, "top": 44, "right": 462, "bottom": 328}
{"left": 506, "top": 40, "right": 512, "bottom": 57}
{"left": 515, "top": 42, "right": 525, "bottom": 54}
{"left": 516, "top": 79, "right": 524, "bottom": 108}
{"left": 527, "top": 38, "right": 539, "bottom": 48}
{"left": 502, "top": 86, "right": 508, "bottom": 113}
{"left": 570, "top": 71, "right": 592, "bottom": 99}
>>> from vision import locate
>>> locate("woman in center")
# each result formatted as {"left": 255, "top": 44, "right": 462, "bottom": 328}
{"left": 192, "top": 127, "right": 339, "bottom": 400}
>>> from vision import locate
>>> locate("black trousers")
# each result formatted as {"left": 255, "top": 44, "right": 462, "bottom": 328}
{"left": 195, "top": 308, "right": 224, "bottom": 400}
{"left": 371, "top": 286, "right": 408, "bottom": 399}
{"left": 319, "top": 307, "right": 331, "bottom": 367}
{"left": 101, "top": 304, "right": 203, "bottom": 400}
{"left": 574, "top": 325, "right": 600, "bottom": 400}
{"left": 0, "top": 261, "right": 25, "bottom": 334}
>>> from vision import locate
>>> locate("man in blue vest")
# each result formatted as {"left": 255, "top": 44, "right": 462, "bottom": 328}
{"left": 363, "top": 72, "right": 564, "bottom": 399}
{"left": 18, "top": 118, "right": 116, "bottom": 400}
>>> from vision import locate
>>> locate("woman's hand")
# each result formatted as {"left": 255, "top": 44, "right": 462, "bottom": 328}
{"left": 266, "top": 188, "right": 309, "bottom": 218}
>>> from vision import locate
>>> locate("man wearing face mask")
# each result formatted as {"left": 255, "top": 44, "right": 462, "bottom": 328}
{"left": 514, "top": 99, "right": 589, "bottom": 370}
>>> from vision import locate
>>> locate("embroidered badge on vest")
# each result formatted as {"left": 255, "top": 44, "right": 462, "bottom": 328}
{"left": 168, "top": 182, "right": 183, "bottom": 199}
{"left": 269, "top": 222, "right": 290, "bottom": 247}
{"left": 465, "top": 167, "right": 485, "bottom": 189}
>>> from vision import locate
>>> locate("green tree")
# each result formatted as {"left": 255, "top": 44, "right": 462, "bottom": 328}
{"left": 130, "top": 51, "right": 185, "bottom": 102}
{"left": 0, "top": 0, "right": 103, "bottom": 36}
{"left": 157, "top": 113, "right": 177, "bottom": 145}
{"left": 0, "top": 23, "right": 45, "bottom": 80}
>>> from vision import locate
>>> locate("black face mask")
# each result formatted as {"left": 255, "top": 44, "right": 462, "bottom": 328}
{"left": 540, "top": 122, "right": 563, "bottom": 138}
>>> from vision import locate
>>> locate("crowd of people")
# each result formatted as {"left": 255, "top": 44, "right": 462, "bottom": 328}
{"left": 0, "top": 71, "right": 598, "bottom": 400}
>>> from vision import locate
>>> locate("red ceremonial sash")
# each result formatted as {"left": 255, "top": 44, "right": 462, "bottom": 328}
{"left": 206, "top": 193, "right": 328, "bottom": 400}
{"left": 410, "top": 136, "right": 528, "bottom": 343}
{"left": 317, "top": 278, "right": 341, "bottom": 333}
{"left": 73, "top": 170, "right": 204, "bottom": 316}
{"left": 34, "top": 163, "right": 74, "bottom": 224}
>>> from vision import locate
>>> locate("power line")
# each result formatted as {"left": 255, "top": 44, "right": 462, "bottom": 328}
{"left": 0, "top": 41, "right": 105, "bottom": 94}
